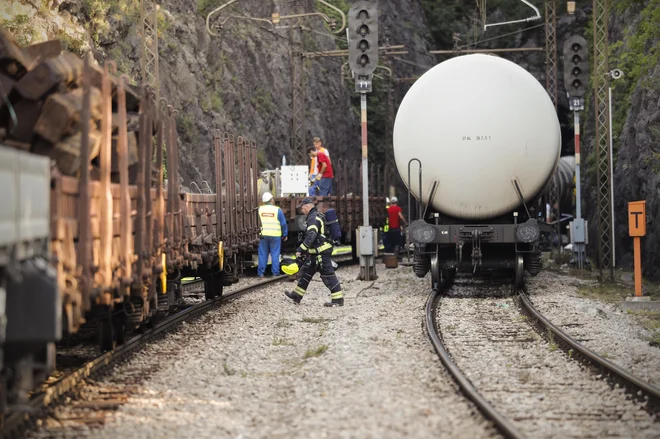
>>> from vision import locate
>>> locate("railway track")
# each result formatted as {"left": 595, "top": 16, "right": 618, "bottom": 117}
{"left": 2, "top": 275, "right": 291, "bottom": 439}
{"left": 425, "top": 276, "right": 660, "bottom": 439}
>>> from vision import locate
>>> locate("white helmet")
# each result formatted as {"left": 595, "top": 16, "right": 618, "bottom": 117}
{"left": 262, "top": 192, "right": 274, "bottom": 203}
{"left": 391, "top": 196, "right": 398, "bottom": 204}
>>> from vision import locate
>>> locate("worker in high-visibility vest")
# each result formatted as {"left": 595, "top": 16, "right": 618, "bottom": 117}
{"left": 382, "top": 197, "right": 391, "bottom": 250}
{"left": 258, "top": 192, "right": 288, "bottom": 277}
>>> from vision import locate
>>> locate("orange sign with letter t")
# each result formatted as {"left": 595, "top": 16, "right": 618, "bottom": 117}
{"left": 628, "top": 201, "right": 646, "bottom": 237}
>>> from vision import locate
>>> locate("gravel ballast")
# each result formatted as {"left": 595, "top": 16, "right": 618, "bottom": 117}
{"left": 526, "top": 271, "right": 660, "bottom": 387}
{"left": 29, "top": 265, "right": 497, "bottom": 439}
{"left": 437, "top": 278, "right": 660, "bottom": 439}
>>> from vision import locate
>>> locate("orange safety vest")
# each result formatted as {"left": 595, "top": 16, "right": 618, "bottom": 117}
{"left": 309, "top": 147, "right": 330, "bottom": 176}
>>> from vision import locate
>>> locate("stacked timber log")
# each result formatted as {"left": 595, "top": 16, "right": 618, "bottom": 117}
{"left": 0, "top": 29, "right": 144, "bottom": 180}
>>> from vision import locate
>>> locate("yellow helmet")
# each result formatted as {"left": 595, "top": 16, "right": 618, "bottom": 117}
{"left": 281, "top": 257, "right": 300, "bottom": 275}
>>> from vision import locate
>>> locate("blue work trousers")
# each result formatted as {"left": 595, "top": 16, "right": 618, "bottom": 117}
{"left": 317, "top": 178, "right": 332, "bottom": 196}
{"left": 384, "top": 228, "right": 403, "bottom": 253}
{"left": 258, "top": 236, "right": 282, "bottom": 276}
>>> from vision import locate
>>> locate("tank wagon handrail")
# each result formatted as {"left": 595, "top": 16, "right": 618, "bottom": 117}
{"left": 190, "top": 182, "right": 203, "bottom": 194}
{"left": 407, "top": 158, "right": 422, "bottom": 224}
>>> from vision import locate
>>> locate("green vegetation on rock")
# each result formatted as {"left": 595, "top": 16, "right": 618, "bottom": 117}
{"left": 1, "top": 14, "right": 33, "bottom": 46}
{"left": 609, "top": 0, "right": 660, "bottom": 153}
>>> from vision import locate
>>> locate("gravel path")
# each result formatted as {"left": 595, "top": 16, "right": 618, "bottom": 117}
{"left": 29, "top": 265, "right": 497, "bottom": 439}
{"left": 437, "top": 278, "right": 660, "bottom": 439}
{"left": 527, "top": 271, "right": 660, "bottom": 387}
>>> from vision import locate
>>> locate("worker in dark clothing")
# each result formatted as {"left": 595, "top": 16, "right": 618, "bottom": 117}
{"left": 385, "top": 197, "right": 408, "bottom": 254}
{"left": 284, "top": 198, "right": 344, "bottom": 307}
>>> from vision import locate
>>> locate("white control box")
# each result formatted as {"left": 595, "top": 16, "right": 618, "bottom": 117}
{"left": 280, "top": 165, "right": 309, "bottom": 196}
{"left": 358, "top": 226, "right": 374, "bottom": 256}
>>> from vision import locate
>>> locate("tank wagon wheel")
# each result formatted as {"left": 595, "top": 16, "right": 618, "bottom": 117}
{"left": 203, "top": 272, "right": 225, "bottom": 301}
{"left": 113, "top": 311, "right": 127, "bottom": 346}
{"left": 203, "top": 277, "right": 215, "bottom": 301}
{"left": 167, "top": 269, "right": 183, "bottom": 305}
{"left": 514, "top": 254, "right": 525, "bottom": 290}
{"left": 430, "top": 252, "right": 440, "bottom": 292}
{"left": 98, "top": 310, "right": 116, "bottom": 352}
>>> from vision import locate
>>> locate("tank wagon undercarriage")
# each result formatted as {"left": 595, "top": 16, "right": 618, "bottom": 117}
{"left": 409, "top": 211, "right": 553, "bottom": 290}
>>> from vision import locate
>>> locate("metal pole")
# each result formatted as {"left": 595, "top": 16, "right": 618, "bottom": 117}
{"left": 608, "top": 85, "right": 615, "bottom": 267}
{"left": 574, "top": 109, "right": 584, "bottom": 270}
{"left": 361, "top": 93, "right": 369, "bottom": 226}
{"left": 574, "top": 110, "right": 582, "bottom": 221}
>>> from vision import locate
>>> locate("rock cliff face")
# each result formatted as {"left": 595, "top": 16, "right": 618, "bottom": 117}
{"left": 606, "top": 1, "right": 660, "bottom": 279}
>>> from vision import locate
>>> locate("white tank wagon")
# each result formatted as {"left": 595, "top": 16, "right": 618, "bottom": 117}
{"left": 394, "top": 54, "right": 562, "bottom": 288}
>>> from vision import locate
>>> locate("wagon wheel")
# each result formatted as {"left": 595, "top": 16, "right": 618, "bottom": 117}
{"left": 98, "top": 314, "right": 116, "bottom": 352}
{"left": 514, "top": 254, "right": 525, "bottom": 290}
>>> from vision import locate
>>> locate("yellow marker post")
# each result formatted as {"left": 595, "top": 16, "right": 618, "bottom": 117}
{"left": 628, "top": 201, "right": 646, "bottom": 297}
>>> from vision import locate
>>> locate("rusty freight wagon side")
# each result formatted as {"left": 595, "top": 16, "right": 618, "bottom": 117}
{"left": 181, "top": 131, "right": 261, "bottom": 300}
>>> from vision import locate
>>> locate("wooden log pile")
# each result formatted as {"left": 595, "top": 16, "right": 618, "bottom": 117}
{"left": 0, "top": 30, "right": 144, "bottom": 179}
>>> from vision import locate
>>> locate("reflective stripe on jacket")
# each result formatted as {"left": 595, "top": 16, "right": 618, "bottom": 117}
{"left": 297, "top": 208, "right": 332, "bottom": 254}
{"left": 259, "top": 204, "right": 283, "bottom": 237}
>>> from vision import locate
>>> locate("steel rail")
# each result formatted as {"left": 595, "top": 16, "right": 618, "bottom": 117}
{"left": 518, "top": 290, "right": 660, "bottom": 407}
{"left": 425, "top": 287, "right": 526, "bottom": 439}
{"left": 2, "top": 275, "right": 289, "bottom": 439}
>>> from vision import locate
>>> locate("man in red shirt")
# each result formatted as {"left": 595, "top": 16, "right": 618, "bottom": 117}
{"left": 385, "top": 197, "right": 407, "bottom": 253}
{"left": 308, "top": 146, "right": 334, "bottom": 196}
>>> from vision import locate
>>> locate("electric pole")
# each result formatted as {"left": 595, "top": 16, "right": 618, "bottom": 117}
{"left": 592, "top": 0, "right": 614, "bottom": 281}
{"left": 140, "top": 0, "right": 159, "bottom": 110}
{"left": 545, "top": 0, "right": 560, "bottom": 262}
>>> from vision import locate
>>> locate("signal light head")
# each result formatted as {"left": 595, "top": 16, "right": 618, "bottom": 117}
{"left": 348, "top": 1, "right": 378, "bottom": 78}
{"left": 563, "top": 35, "right": 588, "bottom": 97}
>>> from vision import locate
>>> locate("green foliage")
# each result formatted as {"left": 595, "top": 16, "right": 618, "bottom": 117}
{"left": 250, "top": 87, "right": 275, "bottom": 114}
{"left": 178, "top": 113, "right": 196, "bottom": 141}
{"left": 1, "top": 14, "right": 34, "bottom": 46}
{"left": 257, "top": 149, "right": 267, "bottom": 169}
{"left": 55, "top": 30, "right": 86, "bottom": 54}
{"left": 303, "top": 344, "right": 328, "bottom": 358}
{"left": 197, "top": 0, "right": 218, "bottom": 17}
{"left": 80, "top": 0, "right": 138, "bottom": 44}
{"left": 317, "top": 0, "right": 350, "bottom": 46}
{"left": 608, "top": 0, "right": 660, "bottom": 154}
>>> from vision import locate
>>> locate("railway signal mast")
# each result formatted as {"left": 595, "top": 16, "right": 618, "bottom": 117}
{"left": 347, "top": 1, "right": 378, "bottom": 281}
{"left": 563, "top": 35, "right": 589, "bottom": 269}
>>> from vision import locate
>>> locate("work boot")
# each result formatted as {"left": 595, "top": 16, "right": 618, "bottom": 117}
{"left": 324, "top": 298, "right": 344, "bottom": 307}
{"left": 285, "top": 290, "right": 302, "bottom": 304}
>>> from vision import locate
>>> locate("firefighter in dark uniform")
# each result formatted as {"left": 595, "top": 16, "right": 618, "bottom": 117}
{"left": 284, "top": 198, "right": 344, "bottom": 307}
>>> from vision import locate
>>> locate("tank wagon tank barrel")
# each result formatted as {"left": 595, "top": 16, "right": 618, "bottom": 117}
{"left": 395, "top": 54, "right": 562, "bottom": 288}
